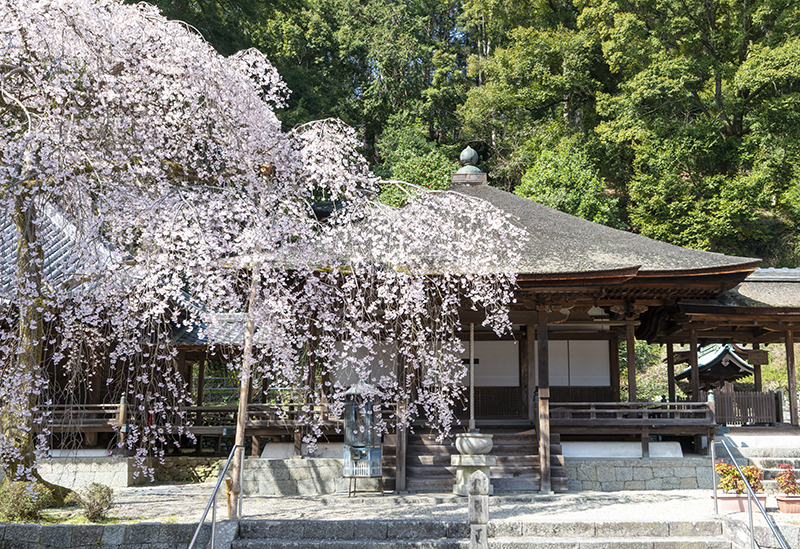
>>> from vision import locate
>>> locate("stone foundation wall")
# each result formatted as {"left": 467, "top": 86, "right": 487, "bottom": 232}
{"left": 157, "top": 456, "right": 221, "bottom": 483}
{"left": 0, "top": 521, "right": 222, "bottom": 549}
{"left": 564, "top": 457, "right": 713, "bottom": 491}
{"left": 38, "top": 457, "right": 150, "bottom": 489}
{"left": 236, "top": 458, "right": 381, "bottom": 496}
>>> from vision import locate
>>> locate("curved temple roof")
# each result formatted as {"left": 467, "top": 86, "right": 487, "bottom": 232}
{"left": 450, "top": 184, "right": 760, "bottom": 277}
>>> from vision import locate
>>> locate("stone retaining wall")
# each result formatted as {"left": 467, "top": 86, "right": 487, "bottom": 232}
{"left": 39, "top": 458, "right": 149, "bottom": 489}
{"left": 0, "top": 521, "right": 221, "bottom": 549}
{"left": 236, "top": 458, "right": 381, "bottom": 496}
{"left": 157, "top": 456, "right": 220, "bottom": 483}
{"left": 564, "top": 457, "right": 714, "bottom": 491}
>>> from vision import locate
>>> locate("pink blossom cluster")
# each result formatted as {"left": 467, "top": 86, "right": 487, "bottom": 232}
{"left": 0, "top": 0, "right": 526, "bottom": 477}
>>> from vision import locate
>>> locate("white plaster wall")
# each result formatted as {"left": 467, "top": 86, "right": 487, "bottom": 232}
{"left": 568, "top": 340, "right": 611, "bottom": 386}
{"left": 562, "top": 441, "right": 683, "bottom": 458}
{"left": 534, "top": 340, "right": 610, "bottom": 387}
{"left": 260, "top": 441, "right": 344, "bottom": 459}
{"left": 460, "top": 340, "right": 519, "bottom": 387}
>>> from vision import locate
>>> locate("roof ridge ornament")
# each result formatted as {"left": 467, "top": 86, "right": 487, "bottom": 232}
{"left": 451, "top": 146, "right": 488, "bottom": 186}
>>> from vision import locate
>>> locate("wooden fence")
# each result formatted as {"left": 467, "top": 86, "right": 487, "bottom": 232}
{"left": 697, "top": 390, "right": 782, "bottom": 426}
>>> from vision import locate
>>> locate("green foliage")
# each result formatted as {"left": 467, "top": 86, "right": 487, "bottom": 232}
{"left": 0, "top": 481, "right": 54, "bottom": 522}
{"left": 715, "top": 461, "right": 763, "bottom": 494}
{"left": 146, "top": 0, "right": 800, "bottom": 264}
{"left": 618, "top": 341, "right": 672, "bottom": 402}
{"left": 65, "top": 483, "right": 114, "bottom": 522}
{"left": 515, "top": 141, "right": 623, "bottom": 227}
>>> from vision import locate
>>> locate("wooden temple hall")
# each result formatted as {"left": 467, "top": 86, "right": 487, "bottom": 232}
{"left": 6, "top": 156, "right": 800, "bottom": 494}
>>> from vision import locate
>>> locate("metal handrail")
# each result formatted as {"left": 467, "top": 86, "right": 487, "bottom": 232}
{"left": 712, "top": 438, "right": 789, "bottom": 549}
{"left": 188, "top": 444, "right": 245, "bottom": 549}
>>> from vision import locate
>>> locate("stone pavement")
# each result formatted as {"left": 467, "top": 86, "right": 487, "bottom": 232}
{"left": 107, "top": 483, "right": 800, "bottom": 526}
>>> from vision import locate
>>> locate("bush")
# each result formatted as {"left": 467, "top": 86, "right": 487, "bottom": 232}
{"left": 715, "top": 461, "right": 763, "bottom": 494}
{"left": 777, "top": 463, "right": 800, "bottom": 495}
{"left": 66, "top": 483, "right": 114, "bottom": 522}
{"left": 0, "top": 481, "right": 55, "bottom": 522}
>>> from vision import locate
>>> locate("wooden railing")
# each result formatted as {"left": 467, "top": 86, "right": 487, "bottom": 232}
{"left": 37, "top": 404, "right": 123, "bottom": 431}
{"left": 550, "top": 401, "right": 715, "bottom": 427}
{"left": 702, "top": 390, "right": 781, "bottom": 426}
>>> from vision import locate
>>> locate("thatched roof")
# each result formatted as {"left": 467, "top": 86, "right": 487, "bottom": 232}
{"left": 450, "top": 183, "right": 759, "bottom": 276}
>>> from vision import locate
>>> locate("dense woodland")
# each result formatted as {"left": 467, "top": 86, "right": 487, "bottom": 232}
{"left": 140, "top": 0, "right": 800, "bottom": 265}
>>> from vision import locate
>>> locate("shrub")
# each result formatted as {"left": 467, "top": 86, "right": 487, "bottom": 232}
{"left": 0, "top": 481, "right": 55, "bottom": 522}
{"left": 66, "top": 483, "right": 114, "bottom": 522}
{"left": 715, "top": 461, "right": 763, "bottom": 494}
{"left": 777, "top": 463, "right": 800, "bottom": 495}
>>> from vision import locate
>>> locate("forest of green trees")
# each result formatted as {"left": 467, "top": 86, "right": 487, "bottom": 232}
{"left": 142, "top": 0, "right": 800, "bottom": 265}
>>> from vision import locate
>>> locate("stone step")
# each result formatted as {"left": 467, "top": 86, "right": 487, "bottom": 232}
{"left": 234, "top": 520, "right": 728, "bottom": 548}
{"left": 749, "top": 457, "right": 800, "bottom": 468}
{"left": 406, "top": 477, "right": 456, "bottom": 492}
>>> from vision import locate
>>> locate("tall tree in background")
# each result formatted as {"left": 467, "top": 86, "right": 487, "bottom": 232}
{"left": 580, "top": 0, "right": 800, "bottom": 261}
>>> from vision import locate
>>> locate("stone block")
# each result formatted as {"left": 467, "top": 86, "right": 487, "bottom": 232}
{"left": 661, "top": 477, "right": 680, "bottom": 490}
{"left": 39, "top": 525, "right": 73, "bottom": 548}
{"left": 596, "top": 466, "right": 616, "bottom": 483}
{"left": 633, "top": 468, "right": 654, "bottom": 481}
{"left": 679, "top": 477, "right": 698, "bottom": 489}
{"left": 71, "top": 525, "right": 104, "bottom": 546}
{"left": 600, "top": 481, "right": 624, "bottom": 492}
{"left": 447, "top": 522, "right": 469, "bottom": 538}
{"left": 615, "top": 467, "right": 634, "bottom": 481}
{"left": 653, "top": 466, "right": 673, "bottom": 478}
{"left": 644, "top": 478, "right": 663, "bottom": 490}
{"left": 669, "top": 521, "right": 722, "bottom": 537}
{"left": 387, "top": 520, "right": 447, "bottom": 539}
{"left": 623, "top": 481, "right": 646, "bottom": 490}
{"left": 100, "top": 524, "right": 126, "bottom": 546}
{"left": 352, "top": 521, "right": 388, "bottom": 540}
{"left": 577, "top": 467, "right": 597, "bottom": 482}
{"left": 487, "top": 521, "right": 522, "bottom": 537}
{"left": 315, "top": 521, "right": 354, "bottom": 540}
{"left": 582, "top": 481, "right": 601, "bottom": 491}
{"left": 674, "top": 466, "right": 697, "bottom": 478}
{"left": 696, "top": 466, "right": 714, "bottom": 488}
{"left": 568, "top": 480, "right": 583, "bottom": 491}
{"left": 125, "top": 522, "right": 162, "bottom": 546}
{"left": 524, "top": 522, "right": 595, "bottom": 537}
{"left": 596, "top": 522, "right": 668, "bottom": 537}
{"left": 5, "top": 524, "right": 41, "bottom": 544}
{"left": 239, "top": 520, "right": 304, "bottom": 540}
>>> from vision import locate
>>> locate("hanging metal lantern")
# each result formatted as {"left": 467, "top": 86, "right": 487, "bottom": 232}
{"left": 343, "top": 380, "right": 382, "bottom": 493}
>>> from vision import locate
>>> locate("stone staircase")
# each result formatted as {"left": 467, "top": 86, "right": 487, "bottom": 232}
{"left": 405, "top": 429, "right": 568, "bottom": 493}
{"left": 735, "top": 449, "right": 800, "bottom": 494}
{"left": 231, "top": 518, "right": 732, "bottom": 548}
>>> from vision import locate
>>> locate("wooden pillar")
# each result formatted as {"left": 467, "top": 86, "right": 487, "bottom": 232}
{"left": 396, "top": 354, "right": 407, "bottom": 492}
{"left": 526, "top": 324, "right": 536, "bottom": 421}
{"left": 610, "top": 333, "right": 620, "bottom": 402}
{"left": 666, "top": 343, "right": 676, "bottom": 402}
{"left": 626, "top": 323, "right": 637, "bottom": 402}
{"left": 537, "top": 307, "right": 551, "bottom": 493}
{"left": 753, "top": 343, "right": 763, "bottom": 392}
{"left": 196, "top": 358, "right": 206, "bottom": 407}
{"left": 689, "top": 330, "right": 700, "bottom": 401}
{"left": 519, "top": 327, "right": 529, "bottom": 420}
{"left": 786, "top": 331, "right": 798, "bottom": 426}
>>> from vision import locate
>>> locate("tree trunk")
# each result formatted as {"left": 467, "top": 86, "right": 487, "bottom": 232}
{"left": 3, "top": 191, "right": 70, "bottom": 502}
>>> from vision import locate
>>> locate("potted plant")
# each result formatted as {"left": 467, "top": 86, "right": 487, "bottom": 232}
{"left": 714, "top": 461, "right": 767, "bottom": 513}
{"left": 775, "top": 463, "right": 800, "bottom": 513}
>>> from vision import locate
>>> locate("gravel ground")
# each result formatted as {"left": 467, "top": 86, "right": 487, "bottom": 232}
{"left": 105, "top": 484, "right": 800, "bottom": 526}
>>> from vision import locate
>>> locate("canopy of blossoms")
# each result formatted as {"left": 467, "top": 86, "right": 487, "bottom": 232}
{"left": 0, "top": 0, "right": 526, "bottom": 480}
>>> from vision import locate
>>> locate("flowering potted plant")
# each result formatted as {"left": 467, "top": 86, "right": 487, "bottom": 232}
{"left": 776, "top": 463, "right": 800, "bottom": 513}
{"left": 714, "top": 461, "right": 766, "bottom": 512}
